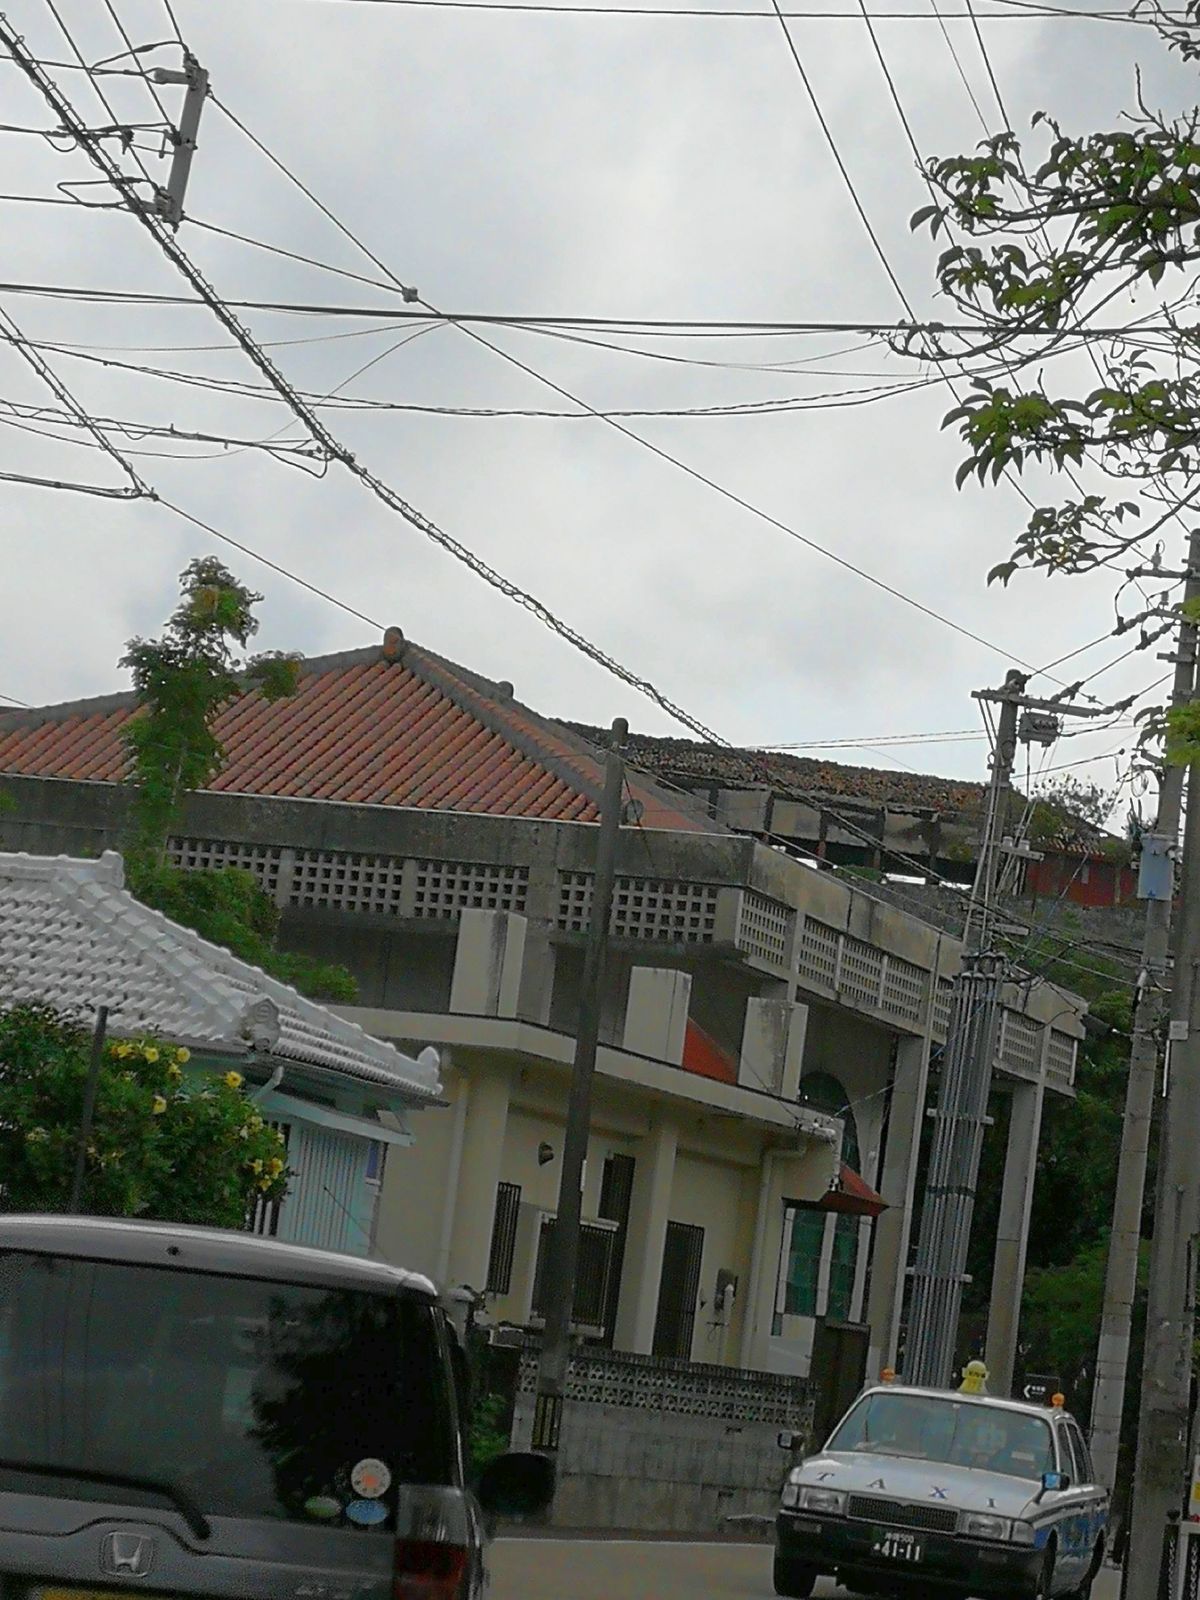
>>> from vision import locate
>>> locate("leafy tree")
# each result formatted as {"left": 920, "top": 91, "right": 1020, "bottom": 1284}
{"left": 0, "top": 1002, "right": 288, "bottom": 1226}
{"left": 121, "top": 560, "right": 356, "bottom": 1005}
{"left": 122, "top": 558, "right": 301, "bottom": 868}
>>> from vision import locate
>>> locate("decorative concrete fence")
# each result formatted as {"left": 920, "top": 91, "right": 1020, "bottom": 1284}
{"left": 509, "top": 1343, "right": 814, "bottom": 1534}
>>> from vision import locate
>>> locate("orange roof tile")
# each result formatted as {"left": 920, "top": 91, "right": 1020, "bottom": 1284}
{"left": 0, "top": 636, "right": 717, "bottom": 833}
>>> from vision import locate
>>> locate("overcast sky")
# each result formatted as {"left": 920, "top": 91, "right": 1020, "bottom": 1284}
{"left": 1, "top": 0, "right": 1195, "bottom": 806}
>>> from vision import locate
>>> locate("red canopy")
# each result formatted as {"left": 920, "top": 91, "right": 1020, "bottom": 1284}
{"left": 819, "top": 1164, "right": 887, "bottom": 1219}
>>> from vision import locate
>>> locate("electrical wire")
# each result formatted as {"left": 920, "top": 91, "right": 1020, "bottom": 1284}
{"left": 240, "top": 0, "right": 1179, "bottom": 19}
{"left": 0, "top": 278, "right": 1187, "bottom": 337}
{"left": 0, "top": 692, "right": 30, "bottom": 707}
{"left": 209, "top": 100, "right": 1065, "bottom": 680}
{"left": 41, "top": 0, "right": 159, "bottom": 191}
{"left": 1, "top": 25, "right": 726, "bottom": 744}
{"left": 98, "top": 0, "right": 171, "bottom": 123}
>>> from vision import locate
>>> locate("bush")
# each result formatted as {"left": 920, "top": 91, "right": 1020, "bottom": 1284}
{"left": 0, "top": 1003, "right": 290, "bottom": 1226}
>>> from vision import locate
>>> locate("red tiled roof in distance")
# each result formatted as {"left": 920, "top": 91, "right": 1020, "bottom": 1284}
{"left": 0, "top": 636, "right": 720, "bottom": 834}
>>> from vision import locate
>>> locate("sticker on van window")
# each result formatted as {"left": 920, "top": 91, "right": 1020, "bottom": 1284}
{"left": 304, "top": 1496, "right": 343, "bottom": 1520}
{"left": 346, "top": 1499, "right": 390, "bottom": 1527}
{"left": 350, "top": 1459, "right": 391, "bottom": 1499}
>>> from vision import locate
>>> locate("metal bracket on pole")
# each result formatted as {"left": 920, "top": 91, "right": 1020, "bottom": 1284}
{"left": 149, "top": 52, "right": 208, "bottom": 228}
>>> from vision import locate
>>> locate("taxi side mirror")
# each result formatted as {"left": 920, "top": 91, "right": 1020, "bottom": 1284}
{"left": 1037, "top": 1469, "right": 1070, "bottom": 1500}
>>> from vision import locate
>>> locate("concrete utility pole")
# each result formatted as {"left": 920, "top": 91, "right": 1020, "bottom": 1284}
{"left": 533, "top": 719, "right": 627, "bottom": 1460}
{"left": 904, "top": 673, "right": 1023, "bottom": 1389}
{"left": 1091, "top": 531, "right": 1200, "bottom": 1496}
{"left": 1126, "top": 649, "right": 1200, "bottom": 1598}
{"left": 906, "top": 672, "right": 1109, "bottom": 1390}
{"left": 69, "top": 1005, "right": 109, "bottom": 1213}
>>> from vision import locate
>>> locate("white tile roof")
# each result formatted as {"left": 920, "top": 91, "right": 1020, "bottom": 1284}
{"left": 0, "top": 852, "right": 441, "bottom": 1107}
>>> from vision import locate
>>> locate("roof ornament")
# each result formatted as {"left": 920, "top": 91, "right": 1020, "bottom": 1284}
{"left": 240, "top": 997, "right": 281, "bottom": 1053}
{"left": 382, "top": 626, "right": 406, "bottom": 664}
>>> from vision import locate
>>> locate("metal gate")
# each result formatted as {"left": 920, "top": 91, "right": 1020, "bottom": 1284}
{"left": 276, "top": 1122, "right": 367, "bottom": 1254}
{"left": 653, "top": 1221, "right": 705, "bottom": 1360}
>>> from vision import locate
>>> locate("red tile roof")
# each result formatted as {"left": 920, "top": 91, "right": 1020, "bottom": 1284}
{"left": 0, "top": 636, "right": 717, "bottom": 833}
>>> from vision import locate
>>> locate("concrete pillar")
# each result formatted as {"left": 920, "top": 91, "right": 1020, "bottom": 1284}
{"left": 613, "top": 1117, "right": 678, "bottom": 1353}
{"left": 739, "top": 1154, "right": 789, "bottom": 1372}
{"left": 445, "top": 1064, "right": 512, "bottom": 1293}
{"left": 622, "top": 967, "right": 691, "bottom": 1063}
{"left": 985, "top": 1077, "right": 1045, "bottom": 1397}
{"left": 866, "top": 1034, "right": 932, "bottom": 1377}
{"left": 740, "top": 999, "right": 809, "bottom": 1098}
{"left": 449, "top": 909, "right": 526, "bottom": 1018}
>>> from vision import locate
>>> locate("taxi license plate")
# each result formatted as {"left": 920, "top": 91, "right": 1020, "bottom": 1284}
{"left": 872, "top": 1529, "right": 923, "bottom": 1563}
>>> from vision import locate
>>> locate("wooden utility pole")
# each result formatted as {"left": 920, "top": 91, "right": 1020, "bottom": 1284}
{"left": 1091, "top": 531, "right": 1200, "bottom": 1496}
{"left": 532, "top": 719, "right": 627, "bottom": 1462}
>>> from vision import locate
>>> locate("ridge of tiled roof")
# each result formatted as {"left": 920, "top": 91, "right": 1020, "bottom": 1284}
{"left": 0, "top": 635, "right": 721, "bottom": 834}
{"left": 0, "top": 850, "right": 441, "bottom": 1101}
{"left": 563, "top": 722, "right": 990, "bottom": 818}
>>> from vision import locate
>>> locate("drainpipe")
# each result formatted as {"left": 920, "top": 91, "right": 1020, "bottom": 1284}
{"left": 739, "top": 1148, "right": 778, "bottom": 1371}
{"left": 253, "top": 1062, "right": 286, "bottom": 1103}
{"left": 436, "top": 1070, "right": 471, "bottom": 1285}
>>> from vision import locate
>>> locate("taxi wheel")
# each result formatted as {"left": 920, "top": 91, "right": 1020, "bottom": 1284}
{"left": 1067, "top": 1539, "right": 1104, "bottom": 1600}
{"left": 1035, "top": 1547, "right": 1056, "bottom": 1600}
{"left": 772, "top": 1553, "right": 817, "bottom": 1598}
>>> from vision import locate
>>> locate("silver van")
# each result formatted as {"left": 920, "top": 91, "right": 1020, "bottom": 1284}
{"left": 0, "top": 1215, "right": 552, "bottom": 1599}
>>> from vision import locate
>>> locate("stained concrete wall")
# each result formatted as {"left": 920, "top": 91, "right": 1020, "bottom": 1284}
{"left": 509, "top": 1394, "right": 792, "bottom": 1533}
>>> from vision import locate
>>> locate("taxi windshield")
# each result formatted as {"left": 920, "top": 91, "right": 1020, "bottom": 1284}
{"left": 826, "top": 1392, "right": 1055, "bottom": 1483}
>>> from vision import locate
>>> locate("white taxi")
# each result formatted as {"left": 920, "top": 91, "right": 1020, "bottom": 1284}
{"left": 774, "top": 1382, "right": 1108, "bottom": 1599}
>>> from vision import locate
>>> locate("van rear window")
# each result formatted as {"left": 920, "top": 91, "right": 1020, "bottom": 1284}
{"left": 0, "top": 1250, "right": 454, "bottom": 1527}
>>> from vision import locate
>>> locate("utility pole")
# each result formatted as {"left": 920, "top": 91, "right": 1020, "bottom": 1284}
{"left": 1125, "top": 620, "right": 1200, "bottom": 1600}
{"left": 532, "top": 719, "right": 627, "bottom": 1463}
{"left": 1090, "top": 529, "right": 1200, "bottom": 1497}
{"left": 905, "top": 672, "right": 1108, "bottom": 1390}
{"left": 904, "top": 672, "right": 1023, "bottom": 1389}
{"left": 69, "top": 1005, "right": 109, "bottom": 1213}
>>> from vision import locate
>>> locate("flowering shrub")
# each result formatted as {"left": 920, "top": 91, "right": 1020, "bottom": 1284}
{"left": 0, "top": 1003, "right": 290, "bottom": 1228}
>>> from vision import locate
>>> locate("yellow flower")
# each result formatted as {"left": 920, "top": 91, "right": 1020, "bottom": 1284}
{"left": 223, "top": 1071, "right": 244, "bottom": 1090}
{"left": 167, "top": 1063, "right": 183, "bottom": 1081}
{"left": 175, "top": 1048, "right": 190, "bottom": 1064}
{"left": 249, "top": 1159, "right": 263, "bottom": 1175}
{"left": 151, "top": 1095, "right": 167, "bottom": 1116}
{"left": 247, "top": 1114, "right": 264, "bottom": 1132}
{"left": 267, "top": 1156, "right": 284, "bottom": 1176}
{"left": 258, "top": 1177, "right": 272, "bottom": 1192}
{"left": 113, "top": 1043, "right": 131, "bottom": 1059}
{"left": 274, "top": 1129, "right": 286, "bottom": 1145}
{"left": 144, "top": 1048, "right": 159, "bottom": 1063}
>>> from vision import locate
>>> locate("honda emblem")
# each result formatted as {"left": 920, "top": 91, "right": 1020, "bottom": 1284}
{"left": 100, "top": 1532, "right": 156, "bottom": 1579}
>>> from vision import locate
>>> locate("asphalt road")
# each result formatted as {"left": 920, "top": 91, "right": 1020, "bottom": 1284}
{"left": 490, "top": 1538, "right": 1125, "bottom": 1600}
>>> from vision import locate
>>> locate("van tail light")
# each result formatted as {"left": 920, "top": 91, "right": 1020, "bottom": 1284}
{"left": 393, "top": 1538, "right": 470, "bottom": 1599}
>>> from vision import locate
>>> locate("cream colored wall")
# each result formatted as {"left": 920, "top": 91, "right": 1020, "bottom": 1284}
{"left": 373, "top": 1070, "right": 460, "bottom": 1282}
{"left": 667, "top": 1150, "right": 748, "bottom": 1364}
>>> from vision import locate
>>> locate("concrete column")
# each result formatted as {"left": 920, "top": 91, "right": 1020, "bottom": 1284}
{"left": 739, "top": 1154, "right": 791, "bottom": 1372}
{"left": 985, "top": 1077, "right": 1045, "bottom": 1397}
{"left": 865, "top": 1033, "right": 932, "bottom": 1376}
{"left": 740, "top": 999, "right": 809, "bottom": 1098}
{"left": 445, "top": 1063, "right": 512, "bottom": 1293}
{"left": 623, "top": 967, "right": 691, "bottom": 1063}
{"left": 449, "top": 909, "right": 526, "bottom": 1018}
{"left": 613, "top": 1117, "right": 678, "bottom": 1353}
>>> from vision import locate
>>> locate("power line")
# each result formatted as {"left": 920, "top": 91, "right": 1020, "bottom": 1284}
{"left": 0, "top": 691, "right": 30, "bottom": 707}
{"left": 209, "top": 102, "right": 1064, "bottom": 679}
{"left": 1, "top": 24, "right": 725, "bottom": 745}
{"left": 234, "top": 0, "right": 1176, "bottom": 18}
{"left": 0, "top": 305, "right": 147, "bottom": 497}
{"left": 0, "top": 278, "right": 1185, "bottom": 337}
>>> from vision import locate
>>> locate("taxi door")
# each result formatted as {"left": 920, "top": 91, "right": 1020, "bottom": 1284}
{"left": 1051, "top": 1419, "right": 1102, "bottom": 1590}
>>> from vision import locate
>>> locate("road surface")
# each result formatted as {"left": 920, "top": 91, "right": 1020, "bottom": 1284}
{"left": 491, "top": 1537, "right": 1124, "bottom": 1600}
